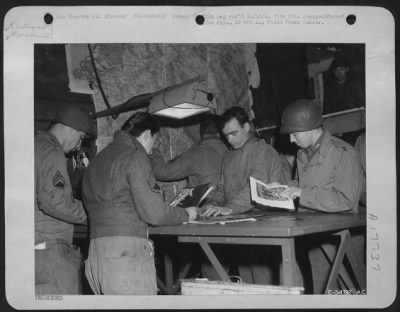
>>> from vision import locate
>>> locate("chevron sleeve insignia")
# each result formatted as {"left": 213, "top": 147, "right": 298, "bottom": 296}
{"left": 52, "top": 170, "right": 66, "bottom": 188}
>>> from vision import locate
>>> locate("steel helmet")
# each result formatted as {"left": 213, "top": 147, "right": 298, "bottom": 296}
{"left": 55, "top": 104, "right": 93, "bottom": 135}
{"left": 280, "top": 99, "right": 322, "bottom": 134}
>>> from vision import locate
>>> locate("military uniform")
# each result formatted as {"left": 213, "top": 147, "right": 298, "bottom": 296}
{"left": 220, "top": 136, "right": 284, "bottom": 213}
{"left": 152, "top": 135, "right": 227, "bottom": 283}
{"left": 153, "top": 135, "right": 227, "bottom": 187}
{"left": 82, "top": 130, "right": 189, "bottom": 295}
{"left": 295, "top": 130, "right": 363, "bottom": 213}
{"left": 324, "top": 78, "right": 365, "bottom": 114}
{"left": 293, "top": 130, "right": 365, "bottom": 293}
{"left": 208, "top": 135, "right": 288, "bottom": 284}
{"left": 35, "top": 131, "right": 87, "bottom": 294}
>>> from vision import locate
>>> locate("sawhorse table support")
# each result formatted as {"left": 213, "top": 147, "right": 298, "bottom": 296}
{"left": 324, "top": 229, "right": 366, "bottom": 293}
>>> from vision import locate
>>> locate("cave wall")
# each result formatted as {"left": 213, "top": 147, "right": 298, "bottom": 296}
{"left": 68, "top": 43, "right": 253, "bottom": 199}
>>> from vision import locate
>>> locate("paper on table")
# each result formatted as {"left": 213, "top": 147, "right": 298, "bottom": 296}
{"left": 184, "top": 216, "right": 257, "bottom": 225}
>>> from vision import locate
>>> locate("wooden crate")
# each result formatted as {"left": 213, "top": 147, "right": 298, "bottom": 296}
{"left": 180, "top": 279, "right": 304, "bottom": 295}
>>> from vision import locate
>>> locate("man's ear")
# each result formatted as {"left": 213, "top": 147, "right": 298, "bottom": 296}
{"left": 136, "top": 129, "right": 148, "bottom": 143}
{"left": 143, "top": 129, "right": 152, "bottom": 140}
{"left": 65, "top": 124, "right": 76, "bottom": 135}
{"left": 244, "top": 122, "right": 251, "bottom": 132}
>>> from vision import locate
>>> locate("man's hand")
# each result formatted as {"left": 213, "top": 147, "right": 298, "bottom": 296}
{"left": 184, "top": 207, "right": 198, "bottom": 222}
{"left": 281, "top": 186, "right": 302, "bottom": 199}
{"left": 264, "top": 181, "right": 282, "bottom": 188}
{"left": 200, "top": 205, "right": 233, "bottom": 217}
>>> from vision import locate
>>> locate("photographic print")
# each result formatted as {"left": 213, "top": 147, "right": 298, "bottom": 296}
{"left": 250, "top": 176, "right": 295, "bottom": 209}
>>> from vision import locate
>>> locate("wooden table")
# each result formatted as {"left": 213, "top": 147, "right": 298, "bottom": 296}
{"left": 148, "top": 209, "right": 366, "bottom": 294}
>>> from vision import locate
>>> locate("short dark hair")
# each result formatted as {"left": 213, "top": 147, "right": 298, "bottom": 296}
{"left": 121, "top": 112, "right": 160, "bottom": 137}
{"left": 199, "top": 114, "right": 222, "bottom": 138}
{"left": 330, "top": 54, "right": 350, "bottom": 71}
{"left": 221, "top": 106, "right": 250, "bottom": 127}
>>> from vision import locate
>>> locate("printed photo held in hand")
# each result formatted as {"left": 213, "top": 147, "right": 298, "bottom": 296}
{"left": 169, "top": 183, "right": 215, "bottom": 208}
{"left": 250, "top": 176, "right": 295, "bottom": 210}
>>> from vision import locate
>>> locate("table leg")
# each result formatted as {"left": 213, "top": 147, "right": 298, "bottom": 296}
{"left": 325, "top": 229, "right": 366, "bottom": 293}
{"left": 164, "top": 253, "right": 175, "bottom": 294}
{"left": 156, "top": 276, "right": 168, "bottom": 295}
{"left": 281, "top": 238, "right": 297, "bottom": 286}
{"left": 345, "top": 235, "right": 366, "bottom": 289}
{"left": 199, "top": 241, "right": 230, "bottom": 281}
{"left": 320, "top": 240, "right": 355, "bottom": 291}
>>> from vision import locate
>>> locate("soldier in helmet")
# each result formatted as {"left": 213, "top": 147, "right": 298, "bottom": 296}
{"left": 279, "top": 98, "right": 365, "bottom": 293}
{"left": 280, "top": 98, "right": 363, "bottom": 213}
{"left": 35, "top": 104, "right": 93, "bottom": 294}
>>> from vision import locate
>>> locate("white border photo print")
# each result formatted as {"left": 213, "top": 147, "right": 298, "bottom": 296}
{"left": 4, "top": 5, "right": 396, "bottom": 310}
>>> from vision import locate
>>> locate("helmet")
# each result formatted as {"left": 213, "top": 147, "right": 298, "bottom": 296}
{"left": 55, "top": 104, "right": 93, "bottom": 135}
{"left": 280, "top": 99, "right": 322, "bottom": 134}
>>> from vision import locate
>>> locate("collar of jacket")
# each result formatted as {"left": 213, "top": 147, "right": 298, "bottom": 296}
{"left": 298, "top": 130, "right": 332, "bottom": 166}
{"left": 113, "top": 130, "right": 147, "bottom": 154}
{"left": 201, "top": 134, "right": 221, "bottom": 143}
{"left": 231, "top": 134, "right": 257, "bottom": 151}
{"left": 305, "top": 130, "right": 325, "bottom": 158}
{"left": 39, "top": 130, "right": 64, "bottom": 151}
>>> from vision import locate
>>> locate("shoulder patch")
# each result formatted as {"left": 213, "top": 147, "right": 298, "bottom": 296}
{"left": 330, "top": 136, "right": 351, "bottom": 152}
{"left": 52, "top": 171, "right": 65, "bottom": 188}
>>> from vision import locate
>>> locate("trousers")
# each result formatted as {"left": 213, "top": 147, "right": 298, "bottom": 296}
{"left": 306, "top": 229, "right": 366, "bottom": 294}
{"left": 35, "top": 239, "right": 83, "bottom": 295}
{"left": 85, "top": 236, "right": 157, "bottom": 295}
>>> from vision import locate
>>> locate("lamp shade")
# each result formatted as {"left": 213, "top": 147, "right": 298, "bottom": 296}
{"left": 149, "top": 77, "right": 215, "bottom": 119}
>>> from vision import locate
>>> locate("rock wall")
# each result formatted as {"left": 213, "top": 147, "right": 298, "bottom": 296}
{"left": 69, "top": 43, "right": 253, "bottom": 198}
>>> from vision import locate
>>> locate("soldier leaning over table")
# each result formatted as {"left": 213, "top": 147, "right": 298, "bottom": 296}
{"left": 200, "top": 106, "right": 297, "bottom": 285}
{"left": 152, "top": 113, "right": 228, "bottom": 188}
{"left": 278, "top": 98, "right": 365, "bottom": 294}
{"left": 82, "top": 112, "right": 197, "bottom": 295}
{"left": 151, "top": 114, "right": 228, "bottom": 281}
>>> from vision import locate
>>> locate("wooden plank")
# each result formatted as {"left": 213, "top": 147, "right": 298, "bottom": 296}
{"left": 164, "top": 253, "right": 175, "bottom": 295}
{"left": 149, "top": 212, "right": 365, "bottom": 238}
{"left": 179, "top": 236, "right": 288, "bottom": 246}
{"left": 198, "top": 242, "right": 230, "bottom": 282}
{"left": 281, "top": 238, "right": 297, "bottom": 286}
{"left": 324, "top": 230, "right": 350, "bottom": 294}
{"left": 344, "top": 234, "right": 367, "bottom": 290}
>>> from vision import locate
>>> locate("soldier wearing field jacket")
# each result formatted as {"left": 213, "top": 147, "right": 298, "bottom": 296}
{"left": 35, "top": 104, "right": 92, "bottom": 294}
{"left": 82, "top": 112, "right": 197, "bottom": 295}
{"left": 280, "top": 98, "right": 365, "bottom": 293}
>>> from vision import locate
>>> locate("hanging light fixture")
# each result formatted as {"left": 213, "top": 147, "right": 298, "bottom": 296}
{"left": 92, "top": 76, "right": 215, "bottom": 120}
{"left": 149, "top": 77, "right": 215, "bottom": 119}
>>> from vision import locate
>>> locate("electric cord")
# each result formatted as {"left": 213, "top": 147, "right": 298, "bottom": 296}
{"left": 88, "top": 44, "right": 118, "bottom": 119}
